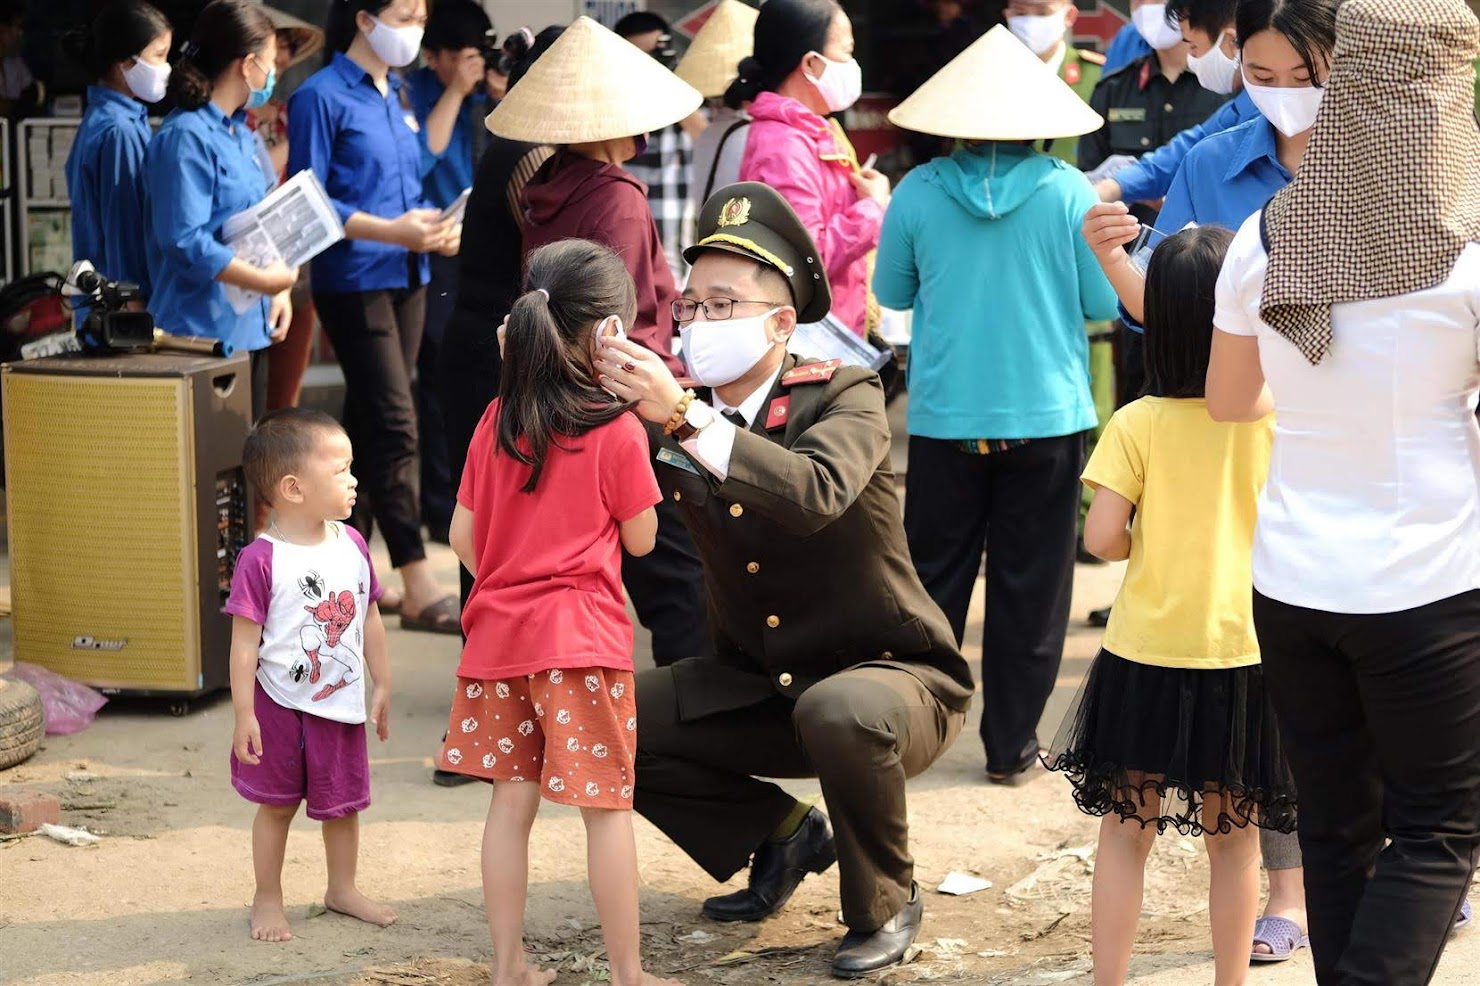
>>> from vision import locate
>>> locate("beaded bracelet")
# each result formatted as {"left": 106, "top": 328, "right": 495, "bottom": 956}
{"left": 662, "top": 390, "right": 697, "bottom": 436}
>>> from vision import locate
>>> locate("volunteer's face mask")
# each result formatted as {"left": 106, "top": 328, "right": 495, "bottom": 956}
{"left": 1131, "top": 3, "right": 1183, "bottom": 50}
{"left": 1007, "top": 11, "right": 1067, "bottom": 56}
{"left": 680, "top": 307, "right": 782, "bottom": 388}
{"left": 802, "top": 53, "right": 862, "bottom": 113}
{"left": 1186, "top": 33, "right": 1240, "bottom": 94}
{"left": 366, "top": 16, "right": 424, "bottom": 69}
{"left": 122, "top": 56, "right": 170, "bottom": 103}
{"left": 1243, "top": 76, "right": 1325, "bottom": 137}
{"left": 245, "top": 55, "right": 275, "bottom": 110}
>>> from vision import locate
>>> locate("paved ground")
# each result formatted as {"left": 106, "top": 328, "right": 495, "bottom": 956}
{"left": 1, "top": 401, "right": 1475, "bottom": 986}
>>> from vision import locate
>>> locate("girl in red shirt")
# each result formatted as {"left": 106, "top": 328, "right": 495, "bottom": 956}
{"left": 437, "top": 239, "right": 677, "bottom": 986}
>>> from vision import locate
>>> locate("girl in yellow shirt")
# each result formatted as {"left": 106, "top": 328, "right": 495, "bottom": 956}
{"left": 1044, "top": 225, "right": 1295, "bottom": 986}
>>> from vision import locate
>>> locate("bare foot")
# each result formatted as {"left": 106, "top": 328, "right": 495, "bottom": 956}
{"left": 612, "top": 972, "right": 686, "bottom": 986}
{"left": 250, "top": 891, "right": 293, "bottom": 942}
{"left": 493, "top": 964, "right": 557, "bottom": 986}
{"left": 324, "top": 886, "right": 398, "bottom": 927}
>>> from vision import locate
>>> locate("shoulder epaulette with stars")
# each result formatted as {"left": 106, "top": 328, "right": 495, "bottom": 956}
{"left": 780, "top": 359, "right": 843, "bottom": 387}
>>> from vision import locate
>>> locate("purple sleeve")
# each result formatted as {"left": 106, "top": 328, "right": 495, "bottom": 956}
{"left": 224, "top": 539, "right": 273, "bottom": 624}
{"left": 344, "top": 525, "right": 384, "bottom": 604}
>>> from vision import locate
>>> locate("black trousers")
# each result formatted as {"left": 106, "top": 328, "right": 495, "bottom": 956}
{"left": 249, "top": 347, "right": 269, "bottom": 425}
{"left": 634, "top": 663, "right": 964, "bottom": 931}
{"left": 416, "top": 253, "right": 458, "bottom": 536}
{"left": 315, "top": 286, "right": 428, "bottom": 570}
{"left": 903, "top": 434, "right": 1082, "bottom": 772}
{"left": 622, "top": 494, "right": 711, "bottom": 665}
{"left": 1255, "top": 589, "right": 1480, "bottom": 986}
{"left": 1113, "top": 322, "right": 1146, "bottom": 409}
{"left": 438, "top": 304, "right": 503, "bottom": 612}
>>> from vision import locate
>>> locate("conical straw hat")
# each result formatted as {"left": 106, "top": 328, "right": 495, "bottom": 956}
{"left": 675, "top": 0, "right": 759, "bottom": 98}
{"left": 487, "top": 15, "right": 703, "bottom": 143}
{"left": 888, "top": 25, "right": 1103, "bottom": 141}
{"left": 261, "top": 4, "right": 324, "bottom": 70}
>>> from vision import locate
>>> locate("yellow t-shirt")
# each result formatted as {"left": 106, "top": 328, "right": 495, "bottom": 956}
{"left": 1082, "top": 397, "right": 1273, "bottom": 669}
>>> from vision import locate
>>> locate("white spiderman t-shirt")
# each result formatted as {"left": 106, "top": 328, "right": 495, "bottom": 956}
{"left": 224, "top": 523, "right": 383, "bottom": 724}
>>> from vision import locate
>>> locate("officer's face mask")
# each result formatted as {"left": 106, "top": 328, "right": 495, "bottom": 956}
{"left": 1007, "top": 11, "right": 1068, "bottom": 56}
{"left": 681, "top": 307, "right": 783, "bottom": 388}
{"left": 1243, "top": 75, "right": 1326, "bottom": 137}
{"left": 1186, "top": 32, "right": 1240, "bottom": 95}
{"left": 1131, "top": 3, "right": 1183, "bottom": 50}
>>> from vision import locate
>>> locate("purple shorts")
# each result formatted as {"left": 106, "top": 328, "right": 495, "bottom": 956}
{"left": 230, "top": 680, "right": 370, "bottom": 821}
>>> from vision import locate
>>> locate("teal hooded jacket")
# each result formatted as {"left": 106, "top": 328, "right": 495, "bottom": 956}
{"left": 874, "top": 143, "right": 1118, "bottom": 440}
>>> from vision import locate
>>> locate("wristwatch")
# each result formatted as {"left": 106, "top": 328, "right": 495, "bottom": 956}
{"left": 671, "top": 400, "right": 716, "bottom": 442}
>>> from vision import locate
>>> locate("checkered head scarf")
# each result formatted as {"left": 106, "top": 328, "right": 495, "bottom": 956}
{"left": 1259, "top": 0, "right": 1480, "bottom": 365}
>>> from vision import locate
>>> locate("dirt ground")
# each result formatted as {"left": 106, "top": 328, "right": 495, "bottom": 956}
{"left": 2, "top": 414, "right": 1476, "bottom": 986}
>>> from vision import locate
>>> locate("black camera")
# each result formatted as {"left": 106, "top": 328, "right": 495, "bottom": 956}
{"left": 66, "top": 262, "right": 154, "bottom": 352}
{"left": 651, "top": 33, "right": 679, "bottom": 71}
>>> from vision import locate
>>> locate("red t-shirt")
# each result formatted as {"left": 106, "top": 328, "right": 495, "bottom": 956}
{"left": 457, "top": 400, "right": 661, "bottom": 679}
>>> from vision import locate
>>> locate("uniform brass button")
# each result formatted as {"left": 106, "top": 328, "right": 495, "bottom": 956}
{"left": 1164, "top": 102, "right": 1175, "bottom": 112}
{"left": 1140, "top": 137, "right": 1151, "bottom": 146}
{"left": 766, "top": 614, "right": 780, "bottom": 628}
{"left": 673, "top": 490, "right": 682, "bottom": 501}
{"left": 778, "top": 672, "right": 794, "bottom": 687}
{"left": 881, "top": 651, "right": 893, "bottom": 661}
{"left": 729, "top": 503, "right": 744, "bottom": 517}
{"left": 746, "top": 562, "right": 760, "bottom": 574}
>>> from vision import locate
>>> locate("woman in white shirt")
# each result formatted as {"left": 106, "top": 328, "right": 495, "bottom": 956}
{"left": 1206, "top": 0, "right": 1480, "bottom": 982}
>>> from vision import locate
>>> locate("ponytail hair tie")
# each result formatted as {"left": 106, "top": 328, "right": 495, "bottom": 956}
{"left": 534, "top": 288, "right": 550, "bottom": 302}
{"left": 179, "top": 40, "right": 199, "bottom": 58}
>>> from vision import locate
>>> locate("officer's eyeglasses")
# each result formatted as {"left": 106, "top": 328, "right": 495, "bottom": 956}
{"left": 671, "top": 298, "right": 776, "bottom": 323}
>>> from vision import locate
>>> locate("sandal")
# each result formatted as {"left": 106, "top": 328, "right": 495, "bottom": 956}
{"left": 987, "top": 747, "right": 1047, "bottom": 786}
{"left": 1251, "top": 915, "right": 1309, "bottom": 963}
{"left": 1454, "top": 900, "right": 1473, "bottom": 934}
{"left": 377, "top": 590, "right": 403, "bottom": 616}
{"left": 400, "top": 595, "right": 461, "bottom": 635}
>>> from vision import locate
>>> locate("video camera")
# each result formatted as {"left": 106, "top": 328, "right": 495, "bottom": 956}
{"left": 650, "top": 33, "right": 679, "bottom": 71}
{"left": 64, "top": 261, "right": 154, "bottom": 352}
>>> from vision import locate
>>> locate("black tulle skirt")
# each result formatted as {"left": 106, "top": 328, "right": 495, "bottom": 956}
{"left": 1044, "top": 649, "right": 1298, "bottom": 836}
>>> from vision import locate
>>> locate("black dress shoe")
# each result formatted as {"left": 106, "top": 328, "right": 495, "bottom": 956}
{"left": 831, "top": 882, "right": 924, "bottom": 978}
{"left": 1087, "top": 606, "right": 1111, "bottom": 627}
{"left": 432, "top": 769, "right": 478, "bottom": 787}
{"left": 702, "top": 808, "right": 836, "bottom": 922}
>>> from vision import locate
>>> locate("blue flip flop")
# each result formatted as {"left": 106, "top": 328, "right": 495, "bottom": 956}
{"left": 1454, "top": 900, "right": 1473, "bottom": 933}
{"left": 1251, "top": 915, "right": 1310, "bottom": 963}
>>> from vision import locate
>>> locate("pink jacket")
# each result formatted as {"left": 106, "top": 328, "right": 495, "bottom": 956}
{"left": 739, "top": 92, "right": 883, "bottom": 336}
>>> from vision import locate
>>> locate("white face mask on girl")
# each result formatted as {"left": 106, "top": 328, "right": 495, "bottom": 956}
{"left": 1131, "top": 3, "right": 1184, "bottom": 50}
{"left": 680, "top": 308, "right": 782, "bottom": 388}
{"left": 1007, "top": 11, "right": 1067, "bottom": 56}
{"left": 365, "top": 15, "right": 424, "bottom": 68}
{"left": 121, "top": 56, "right": 170, "bottom": 103}
{"left": 1185, "top": 34, "right": 1240, "bottom": 94}
{"left": 803, "top": 53, "right": 863, "bottom": 113}
{"left": 1243, "top": 76, "right": 1326, "bottom": 137}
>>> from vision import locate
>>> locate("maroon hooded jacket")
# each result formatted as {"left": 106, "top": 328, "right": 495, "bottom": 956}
{"left": 521, "top": 150, "right": 683, "bottom": 373}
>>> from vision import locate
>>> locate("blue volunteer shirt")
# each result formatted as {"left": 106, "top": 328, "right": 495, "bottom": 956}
{"left": 66, "top": 85, "right": 152, "bottom": 325}
{"left": 1115, "top": 89, "right": 1260, "bottom": 203}
{"left": 1123, "top": 115, "right": 1291, "bottom": 332}
{"left": 288, "top": 52, "right": 430, "bottom": 293}
{"left": 1103, "top": 23, "right": 1153, "bottom": 74}
{"left": 407, "top": 65, "right": 484, "bottom": 210}
{"left": 145, "top": 101, "right": 271, "bottom": 352}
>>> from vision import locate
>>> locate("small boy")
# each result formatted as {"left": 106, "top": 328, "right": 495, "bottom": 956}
{"left": 227, "top": 408, "right": 395, "bottom": 942}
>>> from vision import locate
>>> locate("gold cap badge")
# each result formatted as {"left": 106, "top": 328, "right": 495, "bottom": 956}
{"left": 716, "top": 196, "right": 751, "bottom": 228}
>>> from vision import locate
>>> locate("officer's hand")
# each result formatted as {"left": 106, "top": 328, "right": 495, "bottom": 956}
{"left": 850, "top": 168, "right": 891, "bottom": 207}
{"left": 594, "top": 337, "right": 686, "bottom": 425}
{"left": 1082, "top": 202, "right": 1140, "bottom": 270}
{"left": 452, "top": 49, "right": 486, "bottom": 97}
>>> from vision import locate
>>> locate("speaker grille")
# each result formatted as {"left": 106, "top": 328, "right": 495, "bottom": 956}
{"left": 5, "top": 372, "right": 199, "bottom": 690}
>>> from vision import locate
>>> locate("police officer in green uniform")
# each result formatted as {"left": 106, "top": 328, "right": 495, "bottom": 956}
{"left": 1079, "top": 13, "right": 1228, "bottom": 406}
{"left": 593, "top": 183, "right": 974, "bottom": 980}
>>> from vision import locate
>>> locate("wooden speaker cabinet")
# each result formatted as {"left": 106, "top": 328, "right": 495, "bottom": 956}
{"left": 2, "top": 352, "right": 254, "bottom": 712}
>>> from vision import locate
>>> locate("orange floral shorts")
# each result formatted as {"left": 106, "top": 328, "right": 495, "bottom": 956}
{"left": 438, "top": 667, "right": 637, "bottom": 810}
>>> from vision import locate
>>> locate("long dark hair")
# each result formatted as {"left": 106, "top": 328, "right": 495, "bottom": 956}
{"left": 325, "top": 0, "right": 395, "bottom": 62}
{"left": 167, "top": 0, "right": 272, "bottom": 109}
{"left": 1235, "top": 0, "right": 1342, "bottom": 83}
{"left": 724, "top": 0, "right": 839, "bottom": 109}
{"left": 62, "top": 0, "right": 170, "bottom": 80}
{"left": 1142, "top": 225, "right": 1235, "bottom": 399}
{"left": 1166, "top": 0, "right": 1238, "bottom": 34}
{"left": 504, "top": 24, "right": 562, "bottom": 91}
{"left": 498, "top": 240, "right": 638, "bottom": 493}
